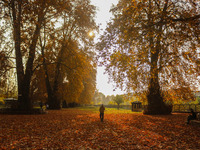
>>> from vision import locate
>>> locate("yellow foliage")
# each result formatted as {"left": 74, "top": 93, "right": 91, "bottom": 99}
{"left": 97, "top": 0, "right": 200, "bottom": 107}
{"left": 0, "top": 97, "right": 5, "bottom": 105}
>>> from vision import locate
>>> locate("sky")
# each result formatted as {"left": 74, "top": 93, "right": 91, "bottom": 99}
{"left": 90, "top": 0, "right": 125, "bottom": 96}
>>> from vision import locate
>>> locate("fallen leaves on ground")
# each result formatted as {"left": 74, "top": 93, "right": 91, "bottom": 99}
{"left": 0, "top": 109, "right": 199, "bottom": 149}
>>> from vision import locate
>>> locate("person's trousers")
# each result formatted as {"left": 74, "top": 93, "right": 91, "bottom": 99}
{"left": 100, "top": 113, "right": 104, "bottom": 122}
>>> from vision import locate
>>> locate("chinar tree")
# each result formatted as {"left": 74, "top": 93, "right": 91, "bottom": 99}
{"left": 38, "top": 0, "right": 97, "bottom": 109}
{"left": 0, "top": 0, "right": 56, "bottom": 110}
{"left": 1, "top": 0, "right": 97, "bottom": 110}
{"left": 97, "top": 0, "right": 200, "bottom": 114}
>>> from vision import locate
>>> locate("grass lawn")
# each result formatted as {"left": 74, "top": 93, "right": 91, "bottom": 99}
{"left": 0, "top": 107, "right": 199, "bottom": 149}
{"left": 77, "top": 106, "right": 139, "bottom": 114}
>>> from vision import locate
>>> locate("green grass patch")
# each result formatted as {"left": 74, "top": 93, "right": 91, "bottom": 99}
{"left": 104, "top": 108, "right": 141, "bottom": 114}
{"left": 0, "top": 105, "right": 5, "bottom": 108}
{"left": 71, "top": 106, "right": 142, "bottom": 114}
{"left": 69, "top": 106, "right": 99, "bottom": 113}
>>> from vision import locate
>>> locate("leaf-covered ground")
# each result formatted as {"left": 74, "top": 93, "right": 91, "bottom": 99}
{"left": 0, "top": 108, "right": 200, "bottom": 149}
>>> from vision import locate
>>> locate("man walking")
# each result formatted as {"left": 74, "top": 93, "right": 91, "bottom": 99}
{"left": 99, "top": 104, "right": 105, "bottom": 122}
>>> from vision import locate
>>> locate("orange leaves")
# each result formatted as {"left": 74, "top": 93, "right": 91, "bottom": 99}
{"left": 0, "top": 109, "right": 200, "bottom": 149}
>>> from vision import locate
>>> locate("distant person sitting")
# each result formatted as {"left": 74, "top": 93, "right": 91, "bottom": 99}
{"left": 40, "top": 101, "right": 43, "bottom": 110}
{"left": 187, "top": 108, "right": 197, "bottom": 124}
{"left": 99, "top": 104, "right": 105, "bottom": 122}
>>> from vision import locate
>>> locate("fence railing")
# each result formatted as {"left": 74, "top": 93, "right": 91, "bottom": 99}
{"left": 172, "top": 104, "right": 200, "bottom": 112}
{"left": 93, "top": 105, "right": 132, "bottom": 110}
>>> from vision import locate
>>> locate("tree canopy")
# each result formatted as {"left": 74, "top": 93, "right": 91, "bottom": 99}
{"left": 113, "top": 94, "right": 124, "bottom": 109}
{"left": 0, "top": 0, "right": 97, "bottom": 110}
{"left": 97, "top": 0, "right": 200, "bottom": 114}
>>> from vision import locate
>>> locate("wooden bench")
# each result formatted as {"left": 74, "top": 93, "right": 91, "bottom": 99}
{"left": 191, "top": 113, "right": 200, "bottom": 125}
{"left": 191, "top": 120, "right": 200, "bottom": 125}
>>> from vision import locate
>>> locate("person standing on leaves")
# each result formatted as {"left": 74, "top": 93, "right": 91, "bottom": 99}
{"left": 99, "top": 104, "right": 105, "bottom": 122}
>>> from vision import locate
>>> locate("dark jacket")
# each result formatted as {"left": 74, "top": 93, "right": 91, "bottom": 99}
{"left": 99, "top": 105, "right": 105, "bottom": 113}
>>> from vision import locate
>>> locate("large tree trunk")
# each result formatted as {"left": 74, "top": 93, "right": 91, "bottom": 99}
{"left": 20, "top": 9, "right": 45, "bottom": 110}
{"left": 144, "top": 0, "right": 172, "bottom": 115}
{"left": 42, "top": 55, "right": 60, "bottom": 110}
{"left": 11, "top": 0, "right": 45, "bottom": 110}
{"left": 41, "top": 45, "right": 55, "bottom": 109}
{"left": 145, "top": 28, "right": 172, "bottom": 115}
{"left": 146, "top": 67, "right": 172, "bottom": 114}
{"left": 145, "top": 49, "right": 171, "bottom": 114}
{"left": 45, "top": 18, "right": 70, "bottom": 109}
{"left": 49, "top": 46, "right": 65, "bottom": 109}
{"left": 11, "top": 0, "right": 24, "bottom": 109}
{"left": 146, "top": 66, "right": 167, "bottom": 114}
{"left": 41, "top": 44, "right": 62, "bottom": 110}
{"left": 44, "top": 44, "right": 66, "bottom": 110}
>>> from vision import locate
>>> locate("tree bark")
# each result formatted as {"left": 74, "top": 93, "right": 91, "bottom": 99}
{"left": 20, "top": 6, "right": 45, "bottom": 110}
{"left": 146, "top": 44, "right": 167, "bottom": 114}
{"left": 46, "top": 42, "right": 66, "bottom": 109}
{"left": 11, "top": 0, "right": 46, "bottom": 110}
{"left": 145, "top": 28, "right": 172, "bottom": 114}
{"left": 48, "top": 17, "right": 70, "bottom": 109}
{"left": 41, "top": 45, "right": 54, "bottom": 109}
{"left": 11, "top": 0, "right": 24, "bottom": 107}
{"left": 144, "top": 0, "right": 172, "bottom": 115}
{"left": 41, "top": 47, "right": 61, "bottom": 109}
{"left": 146, "top": 52, "right": 172, "bottom": 115}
